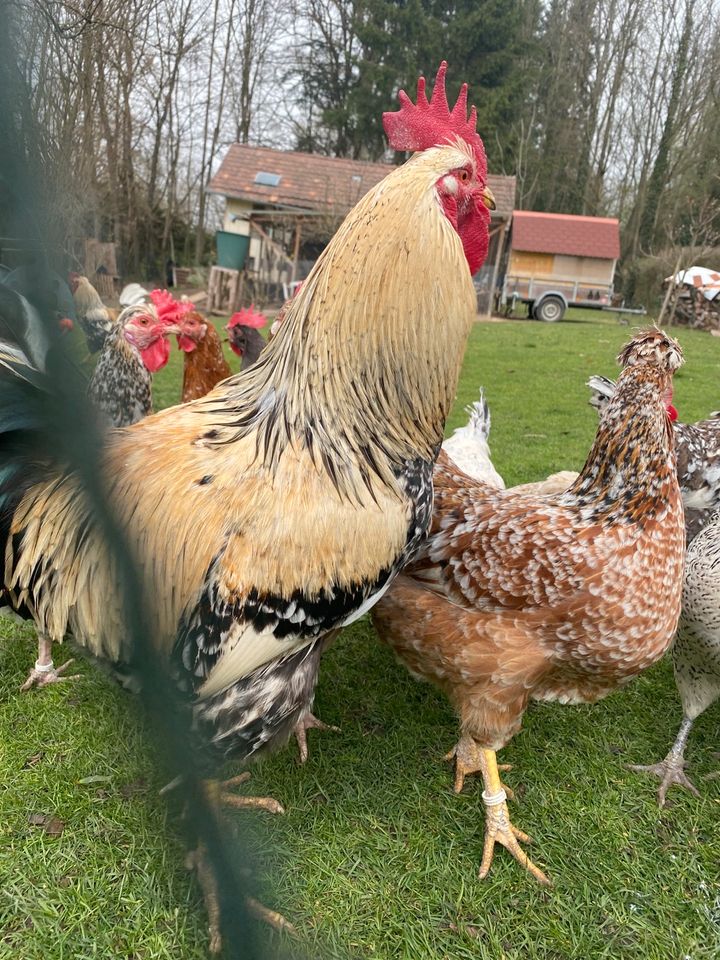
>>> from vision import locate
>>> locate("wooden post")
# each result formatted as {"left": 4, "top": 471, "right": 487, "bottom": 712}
{"left": 486, "top": 221, "right": 506, "bottom": 320}
{"left": 291, "top": 218, "right": 302, "bottom": 283}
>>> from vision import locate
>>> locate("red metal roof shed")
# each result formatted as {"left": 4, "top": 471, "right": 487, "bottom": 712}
{"left": 512, "top": 211, "right": 620, "bottom": 260}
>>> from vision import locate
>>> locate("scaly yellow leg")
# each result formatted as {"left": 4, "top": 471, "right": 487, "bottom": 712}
{"left": 478, "top": 748, "right": 551, "bottom": 886}
{"left": 444, "top": 735, "right": 515, "bottom": 798}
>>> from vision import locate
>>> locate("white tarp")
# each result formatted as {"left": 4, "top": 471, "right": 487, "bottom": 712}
{"left": 668, "top": 266, "right": 720, "bottom": 301}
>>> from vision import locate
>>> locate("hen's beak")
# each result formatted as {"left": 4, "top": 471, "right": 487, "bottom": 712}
{"left": 481, "top": 186, "right": 496, "bottom": 211}
{"left": 162, "top": 323, "right": 182, "bottom": 336}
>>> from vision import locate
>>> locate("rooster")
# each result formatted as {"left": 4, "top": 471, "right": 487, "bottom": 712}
{"left": 69, "top": 274, "right": 115, "bottom": 353}
{"left": 177, "top": 309, "right": 232, "bottom": 403}
{"left": 0, "top": 62, "right": 495, "bottom": 945}
{"left": 225, "top": 305, "right": 267, "bottom": 371}
{"left": 373, "top": 329, "right": 685, "bottom": 885}
{"left": 87, "top": 302, "right": 180, "bottom": 429}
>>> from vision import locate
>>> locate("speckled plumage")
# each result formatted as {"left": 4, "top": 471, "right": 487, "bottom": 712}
{"left": 588, "top": 373, "right": 720, "bottom": 542}
{"left": 374, "top": 329, "right": 686, "bottom": 753}
{"left": 628, "top": 510, "right": 720, "bottom": 802}
{"left": 88, "top": 312, "right": 153, "bottom": 427}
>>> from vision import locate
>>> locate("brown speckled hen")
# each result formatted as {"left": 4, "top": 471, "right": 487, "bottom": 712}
{"left": 372, "top": 328, "right": 686, "bottom": 885}
{"left": 177, "top": 311, "right": 232, "bottom": 402}
{"left": 588, "top": 373, "right": 720, "bottom": 542}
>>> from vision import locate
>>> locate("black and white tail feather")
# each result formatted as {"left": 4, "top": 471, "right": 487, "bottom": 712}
{"left": 586, "top": 374, "right": 616, "bottom": 416}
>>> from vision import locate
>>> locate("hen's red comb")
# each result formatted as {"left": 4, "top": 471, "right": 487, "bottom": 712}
{"left": 228, "top": 304, "right": 267, "bottom": 329}
{"left": 382, "top": 62, "right": 487, "bottom": 177}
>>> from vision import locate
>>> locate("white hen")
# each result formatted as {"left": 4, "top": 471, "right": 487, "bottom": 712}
{"left": 442, "top": 390, "right": 505, "bottom": 488}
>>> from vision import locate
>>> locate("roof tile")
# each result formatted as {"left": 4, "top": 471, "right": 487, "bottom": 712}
{"left": 209, "top": 144, "right": 515, "bottom": 219}
{"left": 511, "top": 211, "right": 620, "bottom": 260}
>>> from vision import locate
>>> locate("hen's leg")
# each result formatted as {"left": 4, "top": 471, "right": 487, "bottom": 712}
{"left": 477, "top": 748, "right": 550, "bottom": 886}
{"left": 444, "top": 735, "right": 514, "bottom": 798}
{"left": 294, "top": 710, "right": 340, "bottom": 765}
{"left": 189, "top": 776, "right": 292, "bottom": 953}
{"left": 626, "top": 716, "right": 700, "bottom": 806}
{"left": 20, "top": 635, "right": 80, "bottom": 691}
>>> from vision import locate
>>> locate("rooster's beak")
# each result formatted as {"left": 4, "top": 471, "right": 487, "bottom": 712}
{"left": 481, "top": 186, "right": 496, "bottom": 211}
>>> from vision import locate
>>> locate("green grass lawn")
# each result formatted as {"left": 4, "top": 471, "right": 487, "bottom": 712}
{"left": 2, "top": 312, "right": 720, "bottom": 959}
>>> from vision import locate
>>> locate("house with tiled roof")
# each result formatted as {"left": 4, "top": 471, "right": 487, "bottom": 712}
{"left": 207, "top": 143, "right": 516, "bottom": 303}
{"left": 501, "top": 211, "right": 621, "bottom": 321}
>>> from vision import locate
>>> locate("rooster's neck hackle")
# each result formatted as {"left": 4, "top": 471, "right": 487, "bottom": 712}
{"left": 200, "top": 146, "right": 478, "bottom": 500}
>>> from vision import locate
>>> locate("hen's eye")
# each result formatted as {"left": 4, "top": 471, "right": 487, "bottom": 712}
{"left": 458, "top": 169, "right": 470, "bottom": 183}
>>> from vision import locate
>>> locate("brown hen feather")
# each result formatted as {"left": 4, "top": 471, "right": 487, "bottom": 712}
{"left": 181, "top": 322, "right": 232, "bottom": 403}
{"left": 373, "top": 328, "right": 686, "bottom": 750}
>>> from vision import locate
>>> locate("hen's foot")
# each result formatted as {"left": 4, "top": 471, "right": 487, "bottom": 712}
{"left": 20, "top": 658, "right": 79, "bottom": 692}
{"left": 444, "top": 736, "right": 514, "bottom": 798}
{"left": 479, "top": 794, "right": 551, "bottom": 886}
{"left": 294, "top": 711, "right": 340, "bottom": 765}
{"left": 206, "top": 772, "right": 285, "bottom": 815}
{"left": 626, "top": 716, "right": 699, "bottom": 807}
{"left": 187, "top": 843, "right": 295, "bottom": 954}
{"left": 626, "top": 757, "right": 700, "bottom": 806}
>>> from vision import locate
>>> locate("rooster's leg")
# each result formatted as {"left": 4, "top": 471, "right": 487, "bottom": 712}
{"left": 187, "top": 841, "right": 295, "bottom": 953}
{"left": 188, "top": 777, "right": 293, "bottom": 952}
{"left": 293, "top": 710, "right": 340, "bottom": 764}
{"left": 444, "top": 735, "right": 514, "bottom": 797}
{"left": 20, "top": 635, "right": 80, "bottom": 691}
{"left": 208, "top": 772, "right": 285, "bottom": 814}
{"left": 626, "top": 716, "right": 700, "bottom": 806}
{"left": 477, "top": 748, "right": 550, "bottom": 886}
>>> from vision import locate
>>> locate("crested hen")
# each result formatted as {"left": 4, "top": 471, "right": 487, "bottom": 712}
{"left": 373, "top": 329, "right": 685, "bottom": 885}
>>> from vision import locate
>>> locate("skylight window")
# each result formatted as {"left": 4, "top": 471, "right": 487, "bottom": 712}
{"left": 254, "top": 171, "right": 282, "bottom": 187}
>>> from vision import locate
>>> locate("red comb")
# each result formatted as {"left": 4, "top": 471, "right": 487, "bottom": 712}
{"left": 382, "top": 62, "right": 487, "bottom": 177}
{"left": 228, "top": 304, "right": 267, "bottom": 329}
{"left": 149, "top": 288, "right": 193, "bottom": 325}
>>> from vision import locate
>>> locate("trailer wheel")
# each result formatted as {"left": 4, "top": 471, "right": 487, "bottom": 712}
{"left": 535, "top": 295, "right": 565, "bottom": 322}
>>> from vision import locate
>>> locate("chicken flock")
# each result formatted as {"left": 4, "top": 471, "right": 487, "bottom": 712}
{"left": 1, "top": 61, "right": 719, "bottom": 950}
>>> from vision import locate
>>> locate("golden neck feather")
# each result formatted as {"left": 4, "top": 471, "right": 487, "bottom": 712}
{"left": 200, "top": 146, "right": 478, "bottom": 497}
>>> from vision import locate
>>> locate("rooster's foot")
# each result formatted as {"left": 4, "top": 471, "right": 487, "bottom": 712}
{"left": 444, "top": 735, "right": 514, "bottom": 798}
{"left": 206, "top": 772, "right": 285, "bottom": 815}
{"left": 187, "top": 843, "right": 295, "bottom": 953}
{"left": 294, "top": 711, "right": 340, "bottom": 764}
{"left": 20, "top": 658, "right": 79, "bottom": 692}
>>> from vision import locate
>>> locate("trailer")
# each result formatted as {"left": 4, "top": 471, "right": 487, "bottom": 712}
{"left": 499, "top": 211, "right": 622, "bottom": 322}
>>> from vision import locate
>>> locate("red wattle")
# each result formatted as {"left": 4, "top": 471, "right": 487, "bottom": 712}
{"left": 667, "top": 404, "right": 678, "bottom": 422}
{"left": 177, "top": 335, "right": 197, "bottom": 353}
{"left": 141, "top": 337, "right": 171, "bottom": 372}
{"left": 229, "top": 342, "right": 244, "bottom": 358}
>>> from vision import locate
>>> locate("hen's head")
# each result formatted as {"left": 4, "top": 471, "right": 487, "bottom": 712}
{"left": 120, "top": 304, "right": 180, "bottom": 372}
{"left": 383, "top": 62, "right": 494, "bottom": 275}
{"left": 617, "top": 327, "right": 684, "bottom": 374}
{"left": 176, "top": 310, "right": 208, "bottom": 353}
{"left": 226, "top": 305, "right": 267, "bottom": 358}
